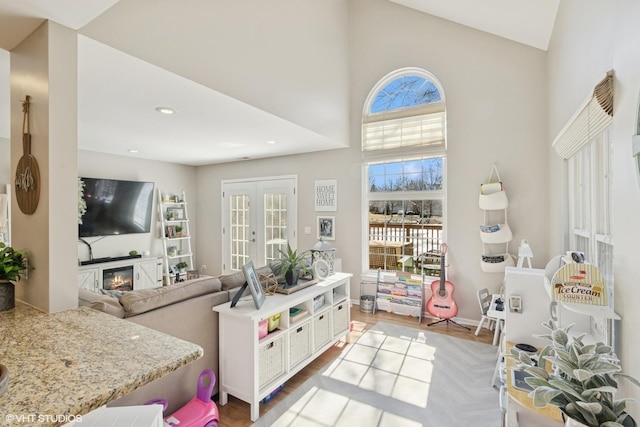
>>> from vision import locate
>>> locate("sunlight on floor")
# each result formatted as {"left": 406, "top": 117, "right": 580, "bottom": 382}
{"left": 270, "top": 327, "right": 438, "bottom": 425}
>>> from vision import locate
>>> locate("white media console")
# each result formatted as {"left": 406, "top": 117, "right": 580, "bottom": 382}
{"left": 77, "top": 256, "right": 163, "bottom": 292}
{"left": 213, "top": 272, "right": 352, "bottom": 421}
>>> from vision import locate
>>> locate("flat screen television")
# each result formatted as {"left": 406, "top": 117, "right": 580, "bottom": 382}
{"left": 79, "top": 177, "right": 155, "bottom": 237}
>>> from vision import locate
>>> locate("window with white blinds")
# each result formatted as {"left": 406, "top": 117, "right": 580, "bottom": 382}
{"left": 362, "top": 111, "right": 445, "bottom": 156}
{"left": 362, "top": 69, "right": 447, "bottom": 274}
{"left": 553, "top": 71, "right": 614, "bottom": 159}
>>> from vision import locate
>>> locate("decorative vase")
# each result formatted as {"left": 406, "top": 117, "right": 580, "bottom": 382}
{"left": 284, "top": 269, "right": 299, "bottom": 288}
{"left": 0, "top": 280, "right": 15, "bottom": 311}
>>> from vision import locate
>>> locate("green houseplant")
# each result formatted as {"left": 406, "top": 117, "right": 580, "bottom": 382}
{"left": 510, "top": 319, "right": 640, "bottom": 427}
{"left": 176, "top": 261, "right": 188, "bottom": 273}
{"left": 0, "top": 243, "right": 30, "bottom": 311}
{"left": 270, "top": 243, "right": 311, "bottom": 287}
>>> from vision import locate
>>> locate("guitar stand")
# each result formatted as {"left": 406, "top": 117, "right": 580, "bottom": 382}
{"left": 427, "top": 317, "right": 471, "bottom": 331}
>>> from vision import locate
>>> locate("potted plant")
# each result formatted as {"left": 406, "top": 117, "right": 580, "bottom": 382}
{"left": 175, "top": 225, "right": 183, "bottom": 237}
{"left": 510, "top": 319, "right": 640, "bottom": 427}
{"left": 270, "top": 243, "right": 312, "bottom": 287}
{"left": 0, "top": 243, "right": 30, "bottom": 311}
{"left": 176, "top": 261, "right": 188, "bottom": 274}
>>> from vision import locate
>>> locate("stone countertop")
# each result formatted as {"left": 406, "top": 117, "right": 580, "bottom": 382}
{"left": 0, "top": 303, "right": 203, "bottom": 426}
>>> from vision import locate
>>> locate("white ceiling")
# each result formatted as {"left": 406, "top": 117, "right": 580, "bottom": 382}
{"left": 0, "top": 0, "right": 560, "bottom": 166}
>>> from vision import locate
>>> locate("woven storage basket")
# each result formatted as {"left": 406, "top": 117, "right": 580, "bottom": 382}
{"left": 289, "top": 321, "right": 311, "bottom": 368}
{"left": 332, "top": 302, "right": 349, "bottom": 336}
{"left": 313, "top": 311, "right": 331, "bottom": 350}
{"left": 258, "top": 335, "right": 285, "bottom": 388}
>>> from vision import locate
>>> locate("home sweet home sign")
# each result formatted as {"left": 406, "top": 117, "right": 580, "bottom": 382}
{"left": 314, "top": 180, "right": 337, "bottom": 212}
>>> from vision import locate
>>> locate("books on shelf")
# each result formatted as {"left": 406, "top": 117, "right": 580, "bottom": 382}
{"left": 289, "top": 307, "right": 309, "bottom": 323}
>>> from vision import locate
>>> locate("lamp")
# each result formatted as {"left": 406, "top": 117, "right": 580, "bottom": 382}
{"left": 311, "top": 238, "right": 336, "bottom": 275}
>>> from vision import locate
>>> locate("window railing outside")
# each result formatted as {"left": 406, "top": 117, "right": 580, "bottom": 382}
{"left": 368, "top": 222, "right": 443, "bottom": 275}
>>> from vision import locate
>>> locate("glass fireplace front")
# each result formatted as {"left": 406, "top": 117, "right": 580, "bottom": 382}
{"left": 103, "top": 266, "right": 134, "bottom": 291}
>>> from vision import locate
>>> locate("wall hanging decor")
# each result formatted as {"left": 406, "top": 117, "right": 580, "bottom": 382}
{"left": 479, "top": 165, "right": 514, "bottom": 273}
{"left": 15, "top": 95, "right": 41, "bottom": 215}
{"left": 314, "top": 179, "right": 337, "bottom": 211}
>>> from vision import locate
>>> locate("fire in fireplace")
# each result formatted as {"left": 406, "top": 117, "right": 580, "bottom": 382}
{"left": 103, "top": 266, "right": 134, "bottom": 291}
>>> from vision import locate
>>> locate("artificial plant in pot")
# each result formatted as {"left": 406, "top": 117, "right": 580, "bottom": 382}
{"left": 0, "top": 242, "right": 30, "bottom": 311}
{"left": 510, "top": 319, "right": 640, "bottom": 427}
{"left": 270, "top": 243, "right": 311, "bottom": 287}
{"left": 176, "top": 261, "right": 188, "bottom": 274}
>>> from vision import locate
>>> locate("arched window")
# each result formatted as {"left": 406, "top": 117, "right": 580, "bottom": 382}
{"left": 363, "top": 68, "right": 446, "bottom": 275}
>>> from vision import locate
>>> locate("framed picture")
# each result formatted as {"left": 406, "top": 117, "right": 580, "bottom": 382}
{"left": 169, "top": 264, "right": 179, "bottom": 274}
{"left": 165, "top": 225, "right": 176, "bottom": 238}
{"left": 317, "top": 216, "right": 335, "bottom": 240}
{"left": 315, "top": 179, "right": 337, "bottom": 211}
{"left": 242, "top": 261, "right": 266, "bottom": 309}
{"left": 166, "top": 206, "right": 185, "bottom": 221}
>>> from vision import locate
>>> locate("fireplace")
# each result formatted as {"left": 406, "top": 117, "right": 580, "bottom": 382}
{"left": 103, "top": 266, "right": 134, "bottom": 291}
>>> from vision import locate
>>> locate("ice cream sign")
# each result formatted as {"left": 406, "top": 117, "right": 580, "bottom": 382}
{"left": 551, "top": 263, "right": 607, "bottom": 305}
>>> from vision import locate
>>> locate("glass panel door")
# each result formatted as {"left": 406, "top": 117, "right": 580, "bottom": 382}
{"left": 222, "top": 177, "right": 296, "bottom": 273}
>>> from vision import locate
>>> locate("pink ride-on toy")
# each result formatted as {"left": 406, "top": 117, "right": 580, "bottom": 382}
{"left": 147, "top": 369, "right": 219, "bottom": 427}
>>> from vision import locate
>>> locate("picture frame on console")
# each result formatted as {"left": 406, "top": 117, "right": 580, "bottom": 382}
{"left": 243, "top": 261, "right": 265, "bottom": 309}
{"left": 231, "top": 261, "right": 266, "bottom": 309}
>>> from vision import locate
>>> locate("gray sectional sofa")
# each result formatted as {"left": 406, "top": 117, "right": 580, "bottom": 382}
{"left": 78, "top": 267, "right": 272, "bottom": 414}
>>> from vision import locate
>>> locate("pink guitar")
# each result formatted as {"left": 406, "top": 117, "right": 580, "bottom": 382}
{"left": 426, "top": 243, "right": 458, "bottom": 319}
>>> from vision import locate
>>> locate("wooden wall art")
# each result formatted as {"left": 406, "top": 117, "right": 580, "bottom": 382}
{"left": 15, "top": 95, "right": 40, "bottom": 215}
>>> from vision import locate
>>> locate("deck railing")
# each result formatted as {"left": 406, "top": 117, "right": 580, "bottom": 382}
{"left": 368, "top": 222, "right": 443, "bottom": 274}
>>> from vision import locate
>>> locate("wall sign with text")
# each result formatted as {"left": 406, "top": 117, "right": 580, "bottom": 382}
{"left": 315, "top": 180, "right": 337, "bottom": 211}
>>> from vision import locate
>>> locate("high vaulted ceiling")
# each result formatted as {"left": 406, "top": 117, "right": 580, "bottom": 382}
{"left": 0, "top": 0, "right": 559, "bottom": 165}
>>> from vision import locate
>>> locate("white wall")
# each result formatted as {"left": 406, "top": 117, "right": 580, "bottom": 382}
{"left": 0, "top": 137, "right": 9, "bottom": 185}
{"left": 11, "top": 21, "right": 78, "bottom": 313}
{"left": 78, "top": 150, "right": 197, "bottom": 264}
{"left": 193, "top": 0, "right": 549, "bottom": 322}
{"left": 195, "top": 147, "right": 362, "bottom": 290}
{"left": 349, "top": 0, "right": 548, "bottom": 320}
{"left": 80, "top": 0, "right": 350, "bottom": 146}
{"left": 547, "top": 0, "right": 640, "bottom": 416}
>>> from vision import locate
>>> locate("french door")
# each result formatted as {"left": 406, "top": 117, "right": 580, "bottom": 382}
{"left": 221, "top": 176, "right": 297, "bottom": 273}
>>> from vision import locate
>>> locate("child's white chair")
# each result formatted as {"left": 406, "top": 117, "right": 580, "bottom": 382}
{"left": 475, "top": 288, "right": 496, "bottom": 336}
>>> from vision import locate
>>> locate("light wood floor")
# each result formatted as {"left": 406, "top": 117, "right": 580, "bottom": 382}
{"left": 216, "top": 306, "right": 494, "bottom": 427}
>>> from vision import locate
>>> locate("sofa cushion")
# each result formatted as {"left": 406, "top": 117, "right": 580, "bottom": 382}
{"left": 219, "top": 266, "right": 274, "bottom": 292}
{"left": 119, "top": 276, "right": 222, "bottom": 317}
{"left": 78, "top": 288, "right": 126, "bottom": 318}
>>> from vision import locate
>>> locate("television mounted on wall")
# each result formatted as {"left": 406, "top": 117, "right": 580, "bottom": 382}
{"left": 79, "top": 177, "right": 155, "bottom": 237}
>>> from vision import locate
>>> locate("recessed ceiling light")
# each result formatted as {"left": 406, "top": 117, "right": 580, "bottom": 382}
{"left": 155, "top": 107, "right": 175, "bottom": 115}
{"left": 128, "top": 149, "right": 139, "bottom": 153}
{"left": 266, "top": 140, "right": 277, "bottom": 144}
